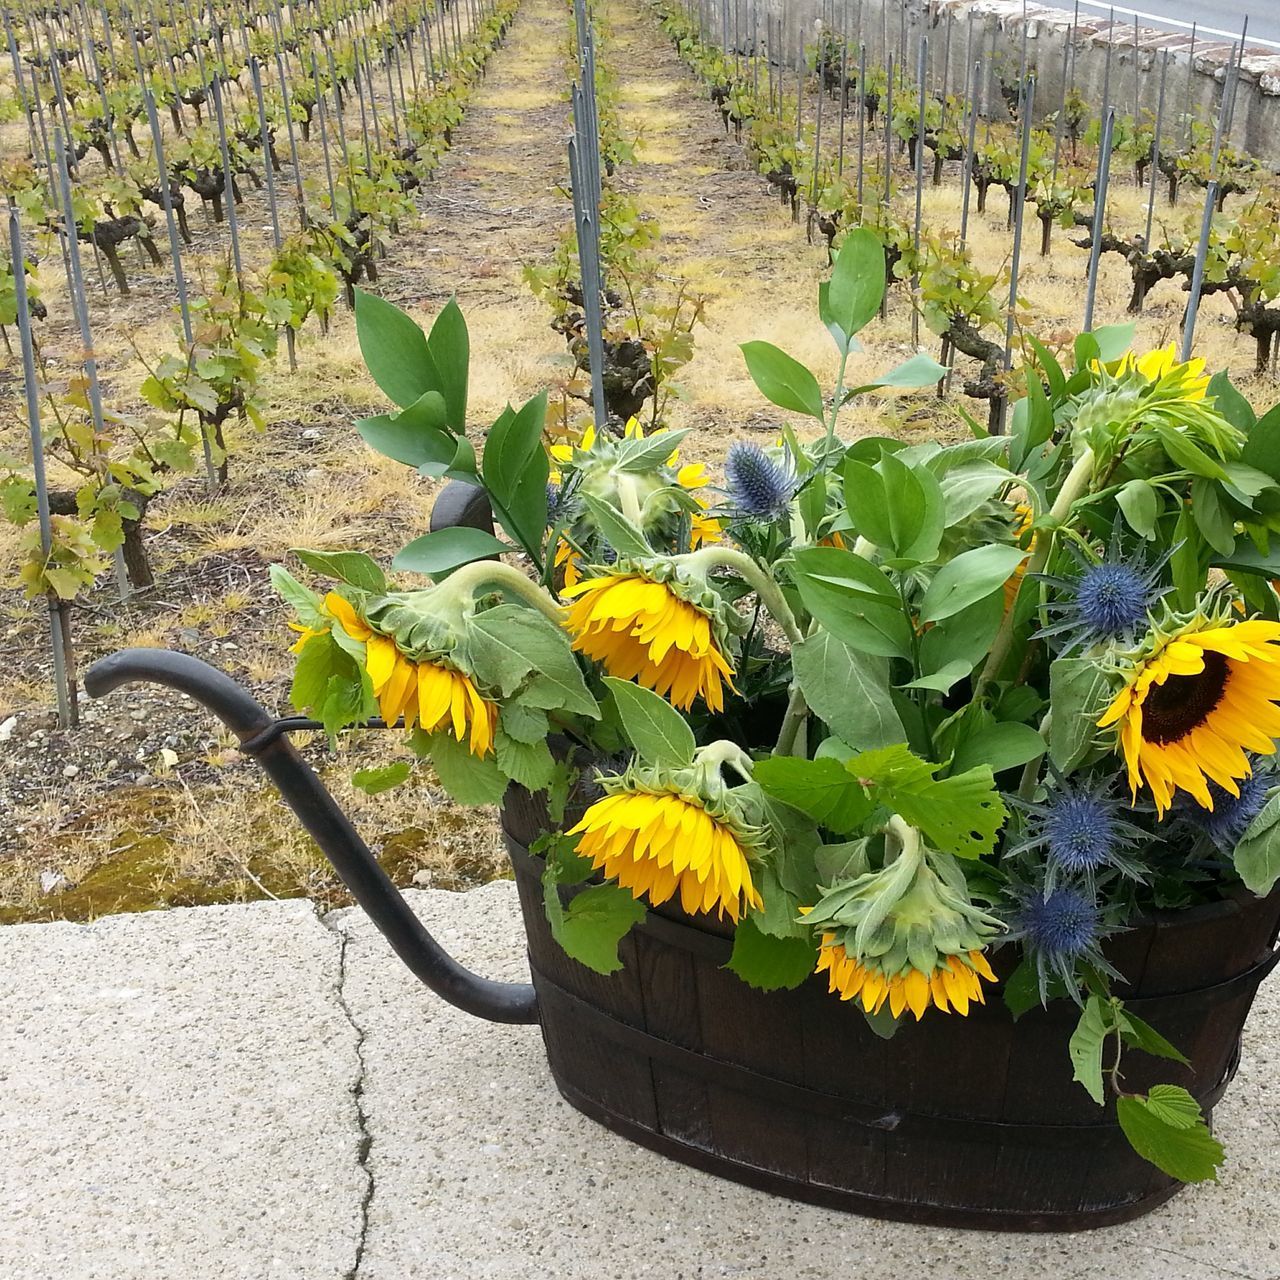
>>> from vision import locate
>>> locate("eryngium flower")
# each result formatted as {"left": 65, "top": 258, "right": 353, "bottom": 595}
{"left": 1098, "top": 615, "right": 1280, "bottom": 815}
{"left": 1008, "top": 882, "right": 1116, "bottom": 1001}
{"left": 570, "top": 787, "right": 763, "bottom": 921}
{"left": 563, "top": 571, "right": 736, "bottom": 711}
{"left": 724, "top": 441, "right": 796, "bottom": 520}
{"left": 1185, "top": 769, "right": 1273, "bottom": 851}
{"left": 1009, "top": 776, "right": 1146, "bottom": 893}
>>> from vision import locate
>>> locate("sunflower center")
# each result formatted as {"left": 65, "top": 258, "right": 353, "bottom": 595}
{"left": 1143, "top": 650, "right": 1230, "bottom": 744}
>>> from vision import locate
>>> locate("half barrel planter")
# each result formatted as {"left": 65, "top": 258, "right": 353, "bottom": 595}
{"left": 502, "top": 783, "right": 1280, "bottom": 1232}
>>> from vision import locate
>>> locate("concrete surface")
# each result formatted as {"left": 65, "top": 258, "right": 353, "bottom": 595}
{"left": 4, "top": 882, "right": 1280, "bottom": 1279}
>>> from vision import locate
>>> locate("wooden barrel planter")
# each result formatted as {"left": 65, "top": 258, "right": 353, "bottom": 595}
{"left": 503, "top": 785, "right": 1280, "bottom": 1232}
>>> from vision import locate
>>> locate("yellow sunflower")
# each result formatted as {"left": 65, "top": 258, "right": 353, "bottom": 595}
{"left": 815, "top": 933, "right": 996, "bottom": 1018}
{"left": 317, "top": 592, "right": 496, "bottom": 757}
{"left": 570, "top": 788, "right": 763, "bottom": 921}
{"left": 563, "top": 572, "right": 736, "bottom": 711}
{"left": 1098, "top": 617, "right": 1280, "bottom": 814}
{"left": 1098, "top": 342, "right": 1209, "bottom": 401}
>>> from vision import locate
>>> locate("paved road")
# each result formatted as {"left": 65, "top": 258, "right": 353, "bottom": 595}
{"left": 1075, "top": 1, "right": 1280, "bottom": 49}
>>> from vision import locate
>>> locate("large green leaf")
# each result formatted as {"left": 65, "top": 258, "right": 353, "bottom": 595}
{"left": 543, "top": 871, "right": 645, "bottom": 976}
{"left": 824, "top": 227, "right": 885, "bottom": 349}
{"left": 1116, "top": 1088, "right": 1224, "bottom": 1183}
{"left": 1233, "top": 793, "right": 1280, "bottom": 895}
{"left": 792, "top": 633, "right": 904, "bottom": 751}
{"left": 919, "top": 543, "right": 1027, "bottom": 624}
{"left": 426, "top": 296, "right": 469, "bottom": 430}
{"left": 466, "top": 605, "right": 599, "bottom": 716}
{"left": 392, "top": 527, "right": 509, "bottom": 577}
{"left": 740, "top": 341, "right": 826, "bottom": 421}
{"left": 950, "top": 720, "right": 1045, "bottom": 775}
{"left": 604, "top": 677, "right": 696, "bottom": 768}
{"left": 426, "top": 729, "right": 508, "bottom": 805}
{"left": 726, "top": 916, "right": 817, "bottom": 991}
{"left": 1069, "top": 995, "right": 1110, "bottom": 1105}
{"left": 354, "top": 289, "right": 441, "bottom": 409}
{"left": 482, "top": 393, "right": 549, "bottom": 558}
{"left": 1048, "top": 656, "right": 1112, "bottom": 770}
{"left": 1242, "top": 402, "right": 1280, "bottom": 481}
{"left": 356, "top": 389, "right": 453, "bottom": 469}
{"left": 752, "top": 755, "right": 875, "bottom": 833}
{"left": 789, "top": 546, "right": 912, "bottom": 659}
{"left": 291, "top": 548, "right": 387, "bottom": 594}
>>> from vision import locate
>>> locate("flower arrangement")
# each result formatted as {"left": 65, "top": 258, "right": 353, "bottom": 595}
{"left": 274, "top": 235, "right": 1280, "bottom": 1187}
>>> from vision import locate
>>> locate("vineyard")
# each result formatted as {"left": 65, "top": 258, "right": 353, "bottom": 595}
{"left": 0, "top": 0, "right": 1275, "bottom": 921}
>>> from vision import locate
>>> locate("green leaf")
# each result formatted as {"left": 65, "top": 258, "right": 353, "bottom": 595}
{"left": 919, "top": 544, "right": 1028, "bottom": 624}
{"left": 862, "top": 1006, "right": 903, "bottom": 1039}
{"left": 849, "top": 351, "right": 948, "bottom": 392}
{"left": 1116, "top": 1089, "right": 1224, "bottom": 1183}
{"left": 292, "top": 548, "right": 388, "bottom": 594}
{"left": 352, "top": 761, "right": 412, "bottom": 795}
{"left": 426, "top": 728, "right": 509, "bottom": 805}
{"left": 319, "top": 670, "right": 376, "bottom": 738}
{"left": 604, "top": 677, "right": 696, "bottom": 767}
{"left": 936, "top": 460, "right": 1015, "bottom": 525}
{"left": 1156, "top": 424, "right": 1229, "bottom": 482}
{"left": 1207, "top": 370, "right": 1255, "bottom": 432}
{"left": 1048, "top": 657, "right": 1112, "bottom": 771}
{"left": 1069, "top": 995, "right": 1110, "bottom": 1105}
{"left": 1116, "top": 478, "right": 1159, "bottom": 540}
{"left": 900, "top": 659, "right": 972, "bottom": 693}
{"left": 740, "top": 340, "right": 825, "bottom": 421}
{"left": 1242, "top": 402, "right": 1280, "bottom": 481}
{"left": 789, "top": 546, "right": 912, "bottom": 659}
{"left": 1233, "top": 792, "right": 1280, "bottom": 895}
{"left": 918, "top": 589, "right": 1005, "bottom": 678}
{"left": 426, "top": 296, "right": 469, "bottom": 430}
{"left": 841, "top": 457, "right": 894, "bottom": 548}
{"left": 1190, "top": 478, "right": 1237, "bottom": 556}
{"left": 792, "top": 633, "right": 905, "bottom": 751}
{"left": 1002, "top": 956, "right": 1042, "bottom": 1020}
{"left": 824, "top": 226, "right": 885, "bottom": 348}
{"left": 1211, "top": 538, "right": 1280, "bottom": 580}
{"left": 356, "top": 389, "right": 452, "bottom": 469}
{"left": 270, "top": 564, "right": 325, "bottom": 628}
{"left": 951, "top": 721, "right": 1045, "bottom": 775}
{"left": 467, "top": 606, "right": 599, "bottom": 717}
{"left": 482, "top": 394, "right": 549, "bottom": 558}
{"left": 752, "top": 756, "right": 875, "bottom": 834}
{"left": 392, "top": 527, "right": 509, "bottom": 577}
{"left": 1091, "top": 321, "right": 1136, "bottom": 364}
{"left": 878, "top": 449, "right": 945, "bottom": 562}
{"left": 726, "top": 916, "right": 817, "bottom": 991}
{"left": 579, "top": 494, "right": 654, "bottom": 560}
{"left": 849, "top": 744, "right": 1006, "bottom": 860}
{"left": 543, "top": 878, "right": 645, "bottom": 976}
{"left": 354, "top": 288, "right": 440, "bottom": 409}
{"left": 495, "top": 730, "right": 556, "bottom": 791}
{"left": 1118, "top": 1012, "right": 1190, "bottom": 1067}
{"left": 499, "top": 703, "right": 550, "bottom": 745}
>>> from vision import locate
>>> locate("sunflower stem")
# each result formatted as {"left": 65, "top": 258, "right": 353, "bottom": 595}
{"left": 435, "top": 560, "right": 565, "bottom": 625}
{"left": 681, "top": 546, "right": 804, "bottom": 646}
{"left": 1017, "top": 711, "right": 1053, "bottom": 800}
{"left": 694, "top": 739, "right": 756, "bottom": 785}
{"left": 976, "top": 448, "right": 1096, "bottom": 697}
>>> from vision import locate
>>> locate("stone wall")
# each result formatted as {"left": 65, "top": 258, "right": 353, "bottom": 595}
{"left": 689, "top": 0, "right": 1280, "bottom": 168}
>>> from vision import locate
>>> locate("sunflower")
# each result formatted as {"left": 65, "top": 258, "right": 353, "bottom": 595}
{"left": 323, "top": 592, "right": 496, "bottom": 756}
{"left": 570, "top": 787, "right": 763, "bottom": 921}
{"left": 815, "top": 934, "right": 996, "bottom": 1018}
{"left": 1095, "top": 342, "right": 1210, "bottom": 401}
{"left": 1098, "top": 616, "right": 1280, "bottom": 814}
{"left": 563, "top": 571, "right": 736, "bottom": 711}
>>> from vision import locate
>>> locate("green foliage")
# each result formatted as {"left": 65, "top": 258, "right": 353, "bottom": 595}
{"left": 604, "top": 677, "right": 697, "bottom": 768}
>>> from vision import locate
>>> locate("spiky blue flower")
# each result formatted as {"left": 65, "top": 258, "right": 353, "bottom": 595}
{"left": 1016, "top": 887, "right": 1100, "bottom": 959}
{"left": 1039, "top": 530, "right": 1171, "bottom": 654}
{"left": 1185, "top": 770, "right": 1272, "bottom": 851}
{"left": 724, "top": 441, "right": 796, "bottom": 521}
{"left": 1008, "top": 775, "right": 1147, "bottom": 893}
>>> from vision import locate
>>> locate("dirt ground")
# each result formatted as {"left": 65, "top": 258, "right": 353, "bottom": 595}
{"left": 0, "top": 0, "right": 1268, "bottom": 922}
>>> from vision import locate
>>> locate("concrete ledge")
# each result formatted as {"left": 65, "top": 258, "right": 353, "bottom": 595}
{"left": 3, "top": 884, "right": 1280, "bottom": 1278}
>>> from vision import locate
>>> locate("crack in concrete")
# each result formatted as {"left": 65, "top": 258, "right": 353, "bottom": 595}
{"left": 1148, "top": 1244, "right": 1260, "bottom": 1279}
{"left": 326, "top": 916, "right": 375, "bottom": 1280}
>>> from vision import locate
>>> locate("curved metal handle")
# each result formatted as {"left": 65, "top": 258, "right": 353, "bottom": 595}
{"left": 85, "top": 649, "right": 538, "bottom": 1026}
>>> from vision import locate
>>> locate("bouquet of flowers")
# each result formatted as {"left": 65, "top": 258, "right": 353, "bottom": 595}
{"left": 275, "top": 232, "right": 1280, "bottom": 1185}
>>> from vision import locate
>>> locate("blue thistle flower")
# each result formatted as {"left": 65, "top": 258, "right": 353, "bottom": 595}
{"left": 1039, "top": 529, "right": 1171, "bottom": 654}
{"left": 1183, "top": 770, "right": 1272, "bottom": 851}
{"left": 1017, "top": 887, "right": 1100, "bottom": 959}
{"left": 724, "top": 441, "right": 796, "bottom": 521}
{"left": 1008, "top": 882, "right": 1118, "bottom": 1002}
{"left": 1008, "top": 775, "right": 1147, "bottom": 893}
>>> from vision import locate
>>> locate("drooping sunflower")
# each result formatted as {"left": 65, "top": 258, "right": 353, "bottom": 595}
{"left": 324, "top": 592, "right": 497, "bottom": 757}
{"left": 563, "top": 570, "right": 736, "bottom": 711}
{"left": 815, "top": 934, "right": 997, "bottom": 1018}
{"left": 570, "top": 785, "right": 763, "bottom": 921}
{"left": 1098, "top": 615, "right": 1280, "bottom": 814}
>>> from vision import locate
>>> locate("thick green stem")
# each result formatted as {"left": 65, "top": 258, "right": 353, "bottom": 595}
{"left": 825, "top": 344, "right": 852, "bottom": 447}
{"left": 681, "top": 545, "right": 805, "bottom": 646}
{"left": 1017, "top": 710, "right": 1053, "bottom": 800}
{"left": 438, "top": 560, "right": 565, "bottom": 625}
{"left": 773, "top": 681, "right": 810, "bottom": 757}
{"left": 976, "top": 448, "right": 1096, "bottom": 697}
{"left": 694, "top": 738, "right": 756, "bottom": 785}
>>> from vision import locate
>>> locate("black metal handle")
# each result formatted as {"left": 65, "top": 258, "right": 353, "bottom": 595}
{"left": 84, "top": 648, "right": 539, "bottom": 1025}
